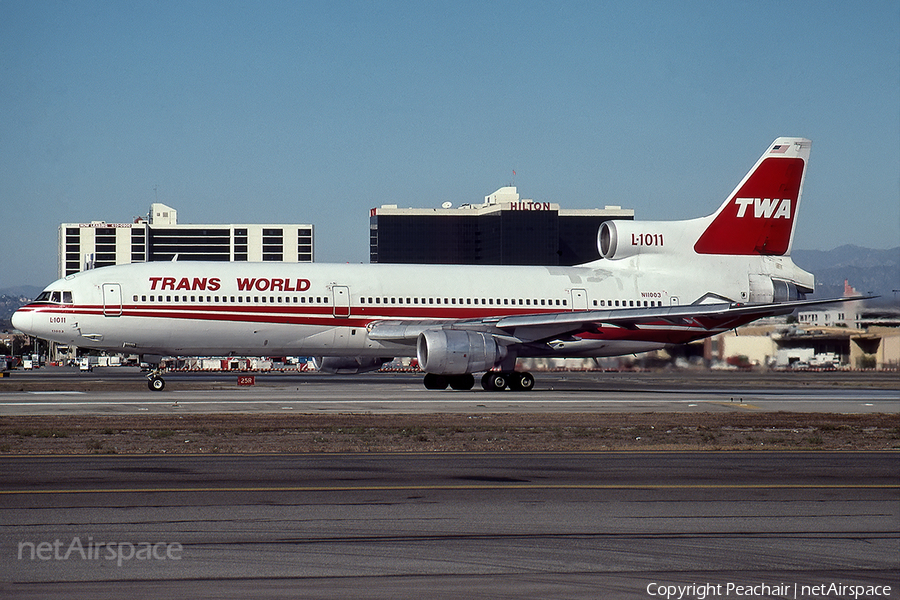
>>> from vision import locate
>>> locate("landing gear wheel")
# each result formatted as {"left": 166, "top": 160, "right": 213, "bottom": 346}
{"left": 449, "top": 374, "right": 475, "bottom": 390}
{"left": 481, "top": 371, "right": 508, "bottom": 391}
{"left": 509, "top": 371, "right": 535, "bottom": 392}
{"left": 148, "top": 376, "right": 166, "bottom": 391}
{"left": 423, "top": 373, "right": 448, "bottom": 390}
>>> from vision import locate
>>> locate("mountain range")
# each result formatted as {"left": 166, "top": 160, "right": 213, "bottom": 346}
{"left": 792, "top": 245, "right": 899, "bottom": 303}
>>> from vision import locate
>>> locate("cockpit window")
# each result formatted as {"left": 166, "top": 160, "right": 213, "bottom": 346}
{"left": 34, "top": 290, "right": 74, "bottom": 304}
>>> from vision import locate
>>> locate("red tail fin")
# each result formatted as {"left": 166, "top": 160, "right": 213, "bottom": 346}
{"left": 694, "top": 138, "right": 810, "bottom": 256}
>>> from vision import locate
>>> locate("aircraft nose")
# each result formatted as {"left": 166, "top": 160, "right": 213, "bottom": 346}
{"left": 11, "top": 309, "right": 33, "bottom": 334}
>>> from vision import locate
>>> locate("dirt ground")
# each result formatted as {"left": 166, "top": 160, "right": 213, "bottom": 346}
{"left": 2, "top": 412, "right": 898, "bottom": 454}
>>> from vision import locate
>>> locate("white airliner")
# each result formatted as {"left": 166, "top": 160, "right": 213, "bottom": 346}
{"left": 12, "top": 137, "right": 854, "bottom": 391}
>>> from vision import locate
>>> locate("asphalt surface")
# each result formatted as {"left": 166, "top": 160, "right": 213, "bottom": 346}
{"left": 1, "top": 368, "right": 898, "bottom": 415}
{"left": 1, "top": 452, "right": 898, "bottom": 599}
{"left": 2, "top": 368, "right": 897, "bottom": 598}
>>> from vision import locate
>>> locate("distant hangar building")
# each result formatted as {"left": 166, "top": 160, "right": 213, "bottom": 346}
{"left": 59, "top": 203, "right": 314, "bottom": 277}
{"left": 369, "top": 187, "right": 634, "bottom": 266}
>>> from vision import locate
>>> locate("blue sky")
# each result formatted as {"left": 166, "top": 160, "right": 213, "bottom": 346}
{"left": 1, "top": 1, "right": 898, "bottom": 288}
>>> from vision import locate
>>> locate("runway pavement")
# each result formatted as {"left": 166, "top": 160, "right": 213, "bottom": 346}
{"left": 1, "top": 368, "right": 898, "bottom": 415}
{"left": 1, "top": 452, "right": 898, "bottom": 599}
{"left": 2, "top": 368, "right": 898, "bottom": 598}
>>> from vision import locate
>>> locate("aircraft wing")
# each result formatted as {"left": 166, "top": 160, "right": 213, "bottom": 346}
{"left": 366, "top": 296, "right": 868, "bottom": 346}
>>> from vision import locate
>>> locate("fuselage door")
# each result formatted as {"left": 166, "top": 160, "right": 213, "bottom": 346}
{"left": 570, "top": 288, "right": 588, "bottom": 311}
{"left": 102, "top": 283, "right": 123, "bottom": 317}
{"left": 332, "top": 285, "right": 351, "bottom": 318}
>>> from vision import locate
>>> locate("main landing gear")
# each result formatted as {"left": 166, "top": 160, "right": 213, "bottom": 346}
{"left": 423, "top": 373, "right": 475, "bottom": 390}
{"left": 481, "top": 371, "right": 535, "bottom": 392}
{"left": 421, "top": 371, "right": 535, "bottom": 392}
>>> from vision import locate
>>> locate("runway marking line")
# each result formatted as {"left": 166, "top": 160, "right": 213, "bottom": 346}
{"left": 707, "top": 401, "right": 760, "bottom": 410}
{"left": 1, "top": 483, "right": 898, "bottom": 495}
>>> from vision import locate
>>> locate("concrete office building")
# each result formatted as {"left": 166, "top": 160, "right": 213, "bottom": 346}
{"left": 59, "top": 203, "right": 314, "bottom": 277}
{"left": 369, "top": 187, "right": 633, "bottom": 266}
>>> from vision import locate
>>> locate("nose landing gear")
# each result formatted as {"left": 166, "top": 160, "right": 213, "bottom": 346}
{"left": 147, "top": 370, "right": 166, "bottom": 391}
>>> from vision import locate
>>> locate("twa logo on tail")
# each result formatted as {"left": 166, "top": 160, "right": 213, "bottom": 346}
{"left": 734, "top": 197, "right": 792, "bottom": 219}
{"left": 694, "top": 137, "right": 810, "bottom": 256}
